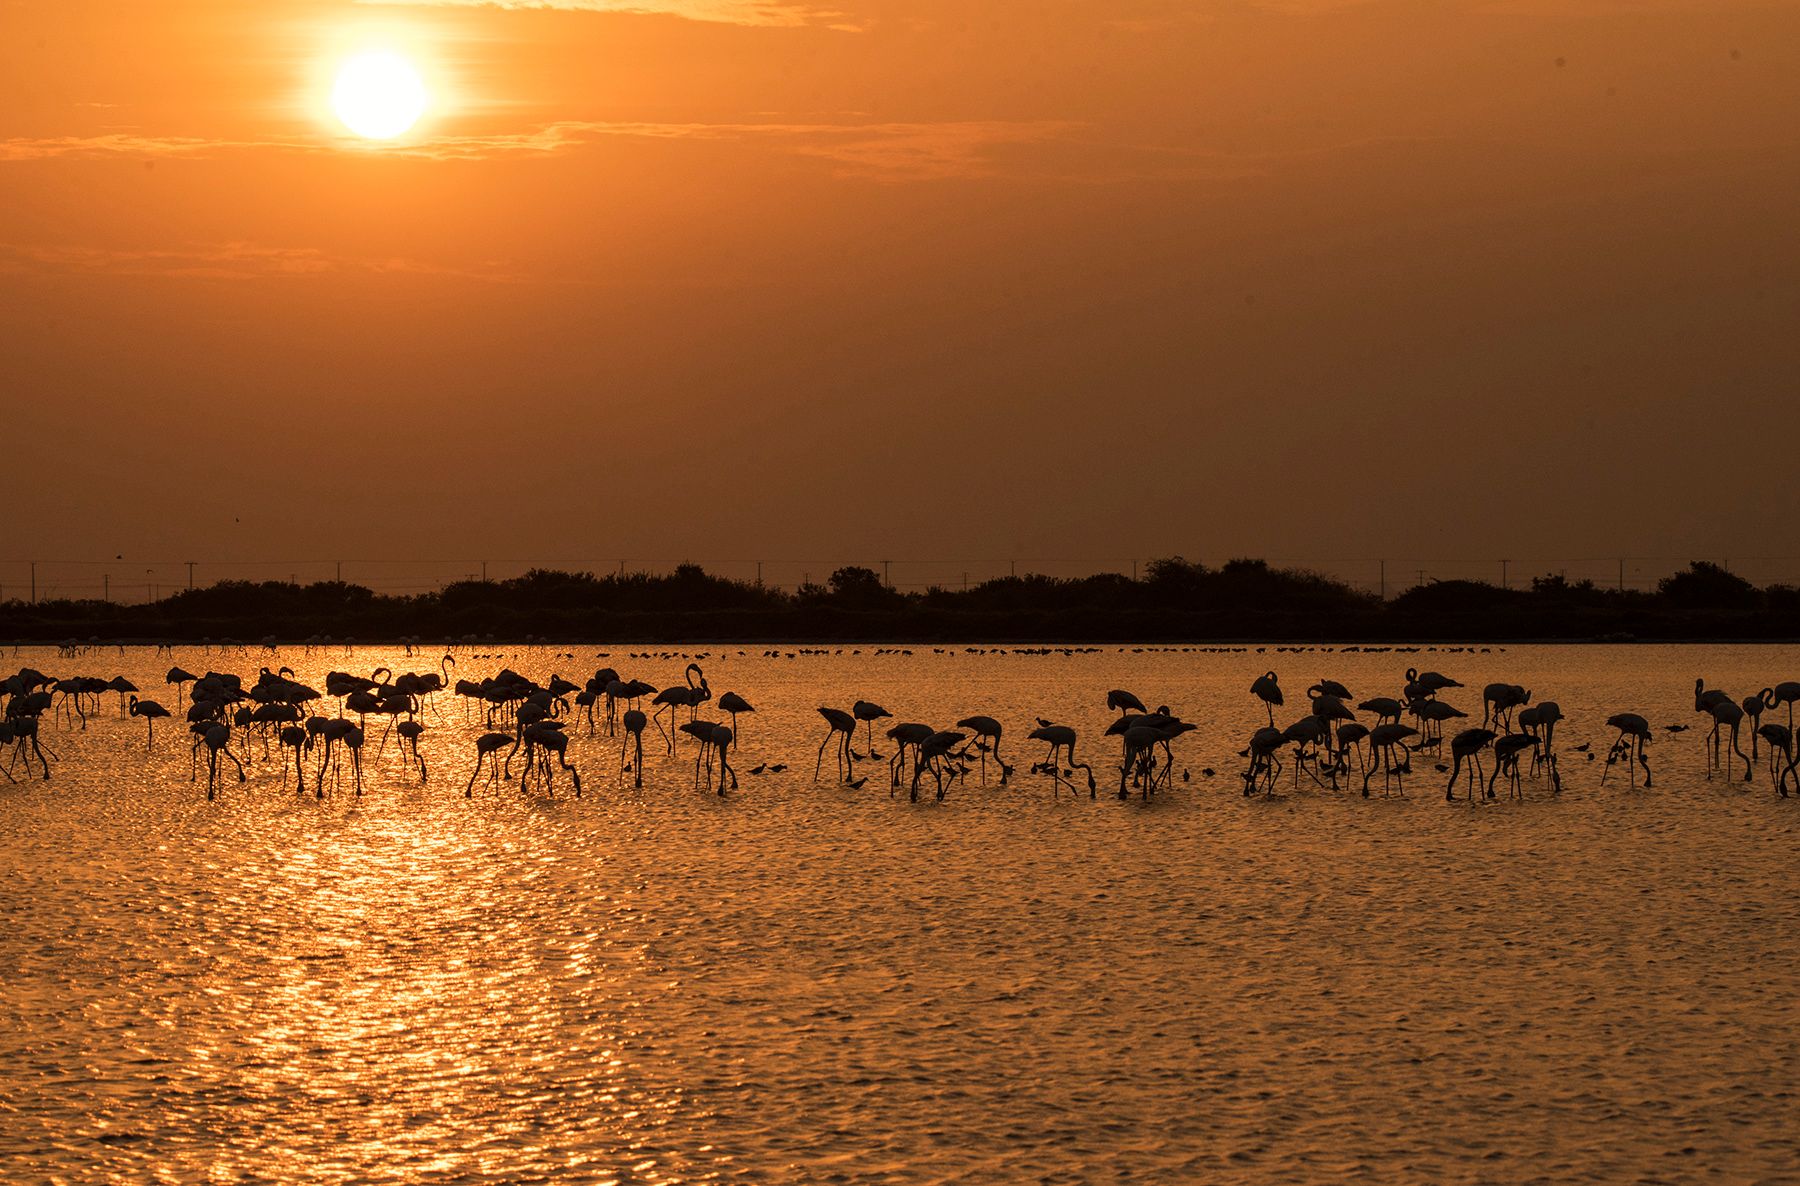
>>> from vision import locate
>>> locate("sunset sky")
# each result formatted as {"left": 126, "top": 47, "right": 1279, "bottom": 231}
{"left": 5, "top": 0, "right": 1797, "bottom": 580}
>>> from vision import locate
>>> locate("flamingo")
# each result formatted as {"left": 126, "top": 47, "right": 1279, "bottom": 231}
{"left": 955, "top": 715, "right": 1010, "bottom": 784}
{"left": 1409, "top": 697, "right": 1467, "bottom": 750}
{"left": 128, "top": 695, "right": 170, "bottom": 750}
{"left": 466, "top": 731, "right": 513, "bottom": 797}
{"left": 1365, "top": 722, "right": 1417, "bottom": 797}
{"left": 1758, "top": 724, "right": 1794, "bottom": 794}
{"left": 1240, "top": 726, "right": 1286, "bottom": 796}
{"left": 1334, "top": 721, "right": 1370, "bottom": 789}
{"left": 708, "top": 724, "right": 735, "bottom": 794}
{"left": 621, "top": 709, "right": 647, "bottom": 788}
{"left": 522, "top": 722, "right": 580, "bottom": 798}
{"left": 816, "top": 707, "right": 857, "bottom": 783}
{"left": 278, "top": 725, "right": 310, "bottom": 793}
{"left": 1358, "top": 696, "right": 1403, "bottom": 725}
{"left": 1445, "top": 727, "right": 1497, "bottom": 802}
{"left": 1028, "top": 724, "right": 1095, "bottom": 797}
{"left": 1760, "top": 683, "right": 1800, "bottom": 788}
{"left": 1705, "top": 698, "right": 1751, "bottom": 782}
{"left": 1742, "top": 693, "right": 1765, "bottom": 758}
{"left": 853, "top": 700, "right": 891, "bottom": 759}
{"left": 1490, "top": 733, "right": 1539, "bottom": 800}
{"left": 1405, "top": 668, "right": 1462, "bottom": 698}
{"left": 1250, "top": 672, "right": 1283, "bottom": 726}
{"left": 717, "top": 692, "right": 754, "bottom": 745}
{"left": 1281, "top": 715, "right": 1333, "bottom": 789}
{"left": 885, "top": 723, "right": 933, "bottom": 792}
{"left": 1518, "top": 701, "right": 1564, "bottom": 792}
{"left": 397, "top": 720, "right": 427, "bottom": 781}
{"left": 1115, "top": 724, "right": 1169, "bottom": 800}
{"left": 1481, "top": 683, "right": 1531, "bottom": 732}
{"left": 1106, "top": 690, "right": 1148, "bottom": 716}
{"left": 1694, "top": 678, "right": 1734, "bottom": 769}
{"left": 1602, "top": 713, "right": 1653, "bottom": 788}
{"left": 199, "top": 722, "right": 246, "bottom": 800}
{"left": 166, "top": 666, "right": 197, "bottom": 707}
{"left": 911, "top": 730, "right": 966, "bottom": 802}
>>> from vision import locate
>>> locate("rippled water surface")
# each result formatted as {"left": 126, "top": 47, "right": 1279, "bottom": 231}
{"left": 5, "top": 643, "right": 1800, "bottom": 1185}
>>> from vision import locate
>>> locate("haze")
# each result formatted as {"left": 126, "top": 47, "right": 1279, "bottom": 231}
{"left": 4, "top": 0, "right": 1797, "bottom": 575}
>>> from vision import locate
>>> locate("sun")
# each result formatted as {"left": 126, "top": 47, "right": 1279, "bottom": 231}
{"left": 331, "top": 50, "right": 428, "bottom": 140}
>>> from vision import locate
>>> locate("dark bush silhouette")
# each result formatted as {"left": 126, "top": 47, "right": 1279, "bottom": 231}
{"left": 1, "top": 558, "right": 1794, "bottom": 642}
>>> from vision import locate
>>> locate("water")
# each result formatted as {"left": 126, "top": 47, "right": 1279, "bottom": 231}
{"left": 4, "top": 643, "right": 1799, "bottom": 1184}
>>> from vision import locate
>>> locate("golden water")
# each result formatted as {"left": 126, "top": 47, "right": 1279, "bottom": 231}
{"left": 4, "top": 644, "right": 1799, "bottom": 1183}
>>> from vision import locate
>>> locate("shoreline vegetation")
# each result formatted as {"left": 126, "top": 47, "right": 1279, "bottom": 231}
{"left": 1, "top": 559, "right": 1796, "bottom": 645}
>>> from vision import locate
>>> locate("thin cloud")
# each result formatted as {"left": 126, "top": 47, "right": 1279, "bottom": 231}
{"left": 0, "top": 134, "right": 278, "bottom": 162}
{"left": 0, "top": 241, "right": 520, "bottom": 282}
{"left": 403, "top": 119, "right": 1085, "bottom": 179}
{"left": 361, "top": 0, "right": 849, "bottom": 29}
{"left": 1, "top": 120, "right": 1255, "bottom": 184}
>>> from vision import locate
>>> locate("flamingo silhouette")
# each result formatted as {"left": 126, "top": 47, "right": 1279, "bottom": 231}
{"left": 466, "top": 731, "right": 513, "bottom": 797}
{"left": 1365, "top": 723, "right": 1417, "bottom": 797}
{"left": 1704, "top": 698, "right": 1751, "bottom": 782}
{"left": 911, "top": 730, "right": 966, "bottom": 802}
{"left": 621, "top": 709, "right": 647, "bottom": 788}
{"left": 1250, "top": 672, "right": 1283, "bottom": 725}
{"left": 1490, "top": 734, "right": 1538, "bottom": 800}
{"left": 954, "top": 715, "right": 1010, "bottom": 784}
{"left": 1027, "top": 724, "right": 1094, "bottom": 797}
{"left": 816, "top": 707, "right": 858, "bottom": 783}
{"left": 1602, "top": 713, "right": 1653, "bottom": 789}
{"left": 853, "top": 700, "right": 891, "bottom": 759}
{"left": 128, "top": 695, "right": 170, "bottom": 750}
{"left": 717, "top": 692, "right": 754, "bottom": 746}
{"left": 1241, "top": 726, "right": 1285, "bottom": 796}
{"left": 1445, "top": 727, "right": 1497, "bottom": 802}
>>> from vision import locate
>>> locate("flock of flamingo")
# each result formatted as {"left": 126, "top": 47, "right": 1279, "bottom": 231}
{"left": 3, "top": 651, "right": 1799, "bottom": 805}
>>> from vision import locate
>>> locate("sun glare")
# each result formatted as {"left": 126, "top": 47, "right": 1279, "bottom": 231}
{"left": 331, "top": 50, "right": 428, "bottom": 140}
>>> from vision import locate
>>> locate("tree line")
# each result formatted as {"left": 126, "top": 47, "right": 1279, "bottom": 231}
{"left": 0, "top": 558, "right": 1794, "bottom": 642}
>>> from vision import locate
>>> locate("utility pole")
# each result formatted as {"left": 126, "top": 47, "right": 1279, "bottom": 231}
{"left": 755, "top": 560, "right": 762, "bottom": 587}
{"left": 1131, "top": 559, "right": 1138, "bottom": 581}
{"left": 1618, "top": 559, "right": 1625, "bottom": 592}
{"left": 620, "top": 559, "right": 627, "bottom": 578}
{"left": 103, "top": 573, "right": 110, "bottom": 603}
{"left": 882, "top": 559, "right": 891, "bottom": 589}
{"left": 30, "top": 560, "right": 36, "bottom": 604}
{"left": 1379, "top": 559, "right": 1386, "bottom": 600}
{"left": 962, "top": 571, "right": 968, "bottom": 590}
{"left": 1010, "top": 559, "right": 1017, "bottom": 579}
{"left": 1416, "top": 568, "right": 1426, "bottom": 590}
{"left": 1501, "top": 559, "right": 1510, "bottom": 590}
{"left": 186, "top": 560, "right": 196, "bottom": 591}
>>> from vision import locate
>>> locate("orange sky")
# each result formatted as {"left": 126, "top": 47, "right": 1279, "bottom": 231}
{"left": 4, "top": 0, "right": 1797, "bottom": 573}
